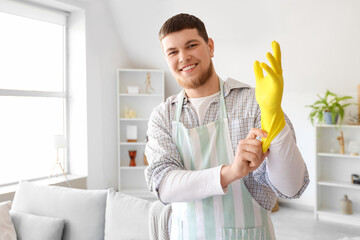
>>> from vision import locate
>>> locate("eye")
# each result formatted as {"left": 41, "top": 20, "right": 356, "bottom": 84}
{"left": 168, "top": 51, "right": 177, "bottom": 56}
{"left": 188, "top": 44, "right": 197, "bottom": 48}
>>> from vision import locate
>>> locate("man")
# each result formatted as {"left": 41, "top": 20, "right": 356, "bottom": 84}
{"left": 145, "top": 13, "right": 309, "bottom": 240}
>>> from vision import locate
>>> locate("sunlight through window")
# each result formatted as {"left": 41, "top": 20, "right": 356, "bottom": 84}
{"left": 0, "top": 10, "right": 66, "bottom": 185}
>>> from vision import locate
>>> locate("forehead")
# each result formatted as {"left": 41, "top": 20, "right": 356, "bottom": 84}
{"left": 161, "top": 28, "right": 204, "bottom": 51}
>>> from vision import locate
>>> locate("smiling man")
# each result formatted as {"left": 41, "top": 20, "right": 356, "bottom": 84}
{"left": 145, "top": 13, "right": 309, "bottom": 240}
{"left": 162, "top": 28, "right": 216, "bottom": 96}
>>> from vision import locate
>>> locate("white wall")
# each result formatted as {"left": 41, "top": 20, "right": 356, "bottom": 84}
{"left": 100, "top": 0, "right": 360, "bottom": 207}
{"left": 84, "top": 0, "right": 132, "bottom": 189}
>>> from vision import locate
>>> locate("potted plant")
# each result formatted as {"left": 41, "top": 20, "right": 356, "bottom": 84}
{"left": 306, "top": 90, "right": 355, "bottom": 126}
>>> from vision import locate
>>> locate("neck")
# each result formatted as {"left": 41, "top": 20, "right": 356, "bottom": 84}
{"left": 185, "top": 73, "right": 220, "bottom": 98}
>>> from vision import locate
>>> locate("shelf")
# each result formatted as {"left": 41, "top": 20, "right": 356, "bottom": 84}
{"left": 317, "top": 180, "right": 360, "bottom": 190}
{"left": 317, "top": 153, "right": 360, "bottom": 159}
{"left": 120, "top": 166, "right": 148, "bottom": 170}
{"left": 117, "top": 68, "right": 164, "bottom": 200}
{"left": 316, "top": 209, "right": 360, "bottom": 226}
{"left": 317, "top": 208, "right": 360, "bottom": 217}
{"left": 315, "top": 124, "right": 360, "bottom": 226}
{"left": 119, "top": 142, "right": 146, "bottom": 146}
{"left": 317, "top": 124, "right": 360, "bottom": 129}
{"left": 119, "top": 93, "right": 163, "bottom": 97}
{"left": 119, "top": 118, "right": 149, "bottom": 121}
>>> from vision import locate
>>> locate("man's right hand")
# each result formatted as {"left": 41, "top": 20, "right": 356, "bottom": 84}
{"left": 221, "top": 128, "right": 269, "bottom": 188}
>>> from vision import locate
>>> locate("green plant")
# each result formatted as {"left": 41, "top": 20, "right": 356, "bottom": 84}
{"left": 306, "top": 90, "right": 355, "bottom": 126}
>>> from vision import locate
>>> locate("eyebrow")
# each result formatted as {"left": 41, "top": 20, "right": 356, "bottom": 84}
{"left": 165, "top": 39, "right": 200, "bottom": 53}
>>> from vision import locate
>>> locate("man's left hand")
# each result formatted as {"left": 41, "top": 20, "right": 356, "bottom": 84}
{"left": 254, "top": 41, "right": 286, "bottom": 152}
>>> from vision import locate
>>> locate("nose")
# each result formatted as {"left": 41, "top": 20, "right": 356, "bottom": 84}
{"left": 178, "top": 50, "right": 191, "bottom": 63}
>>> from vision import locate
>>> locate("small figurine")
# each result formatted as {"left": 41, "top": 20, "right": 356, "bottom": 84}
{"left": 145, "top": 72, "right": 155, "bottom": 94}
{"left": 124, "top": 107, "right": 136, "bottom": 118}
{"left": 337, "top": 131, "right": 345, "bottom": 154}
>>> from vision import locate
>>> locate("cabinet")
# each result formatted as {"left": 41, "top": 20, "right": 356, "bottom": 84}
{"left": 117, "top": 68, "right": 164, "bottom": 200}
{"left": 315, "top": 124, "right": 360, "bottom": 226}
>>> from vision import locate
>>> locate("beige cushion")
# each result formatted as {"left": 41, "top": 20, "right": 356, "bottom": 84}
{"left": 0, "top": 201, "right": 17, "bottom": 240}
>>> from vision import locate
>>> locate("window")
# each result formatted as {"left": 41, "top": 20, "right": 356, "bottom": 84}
{"left": 0, "top": 1, "right": 68, "bottom": 185}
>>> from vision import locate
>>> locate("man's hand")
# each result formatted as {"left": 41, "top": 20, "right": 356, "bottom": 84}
{"left": 221, "top": 128, "right": 269, "bottom": 188}
{"left": 254, "top": 41, "right": 286, "bottom": 153}
{"left": 231, "top": 128, "right": 269, "bottom": 177}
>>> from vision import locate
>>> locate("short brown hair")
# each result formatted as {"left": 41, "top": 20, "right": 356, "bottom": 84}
{"left": 159, "top": 13, "right": 209, "bottom": 42}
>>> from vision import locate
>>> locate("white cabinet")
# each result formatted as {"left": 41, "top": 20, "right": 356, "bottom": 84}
{"left": 117, "top": 68, "right": 164, "bottom": 200}
{"left": 315, "top": 124, "right": 360, "bottom": 226}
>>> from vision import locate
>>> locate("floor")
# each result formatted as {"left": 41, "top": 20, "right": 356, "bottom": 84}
{"left": 271, "top": 205, "right": 360, "bottom": 240}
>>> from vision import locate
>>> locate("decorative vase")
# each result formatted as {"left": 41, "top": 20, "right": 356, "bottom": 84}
{"left": 324, "top": 112, "right": 338, "bottom": 124}
{"left": 129, "top": 150, "right": 137, "bottom": 167}
{"left": 340, "top": 194, "right": 353, "bottom": 215}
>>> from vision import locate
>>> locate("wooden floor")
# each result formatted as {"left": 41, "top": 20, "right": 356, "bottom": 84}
{"left": 271, "top": 204, "right": 360, "bottom": 240}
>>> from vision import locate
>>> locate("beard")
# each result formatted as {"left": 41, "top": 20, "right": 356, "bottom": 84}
{"left": 175, "top": 60, "right": 214, "bottom": 89}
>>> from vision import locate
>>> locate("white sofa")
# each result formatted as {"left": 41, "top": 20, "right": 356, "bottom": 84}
{"left": 0, "top": 181, "right": 156, "bottom": 240}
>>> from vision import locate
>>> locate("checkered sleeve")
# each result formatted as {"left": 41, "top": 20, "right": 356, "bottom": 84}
{"left": 144, "top": 100, "right": 185, "bottom": 199}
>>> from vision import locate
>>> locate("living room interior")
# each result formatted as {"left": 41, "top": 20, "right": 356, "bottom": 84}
{"left": 1, "top": 0, "right": 360, "bottom": 239}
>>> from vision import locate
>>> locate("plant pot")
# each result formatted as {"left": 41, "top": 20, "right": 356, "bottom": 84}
{"left": 324, "top": 112, "right": 338, "bottom": 124}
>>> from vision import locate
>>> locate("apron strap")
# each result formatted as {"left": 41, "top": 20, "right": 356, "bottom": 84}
{"left": 174, "top": 90, "right": 185, "bottom": 122}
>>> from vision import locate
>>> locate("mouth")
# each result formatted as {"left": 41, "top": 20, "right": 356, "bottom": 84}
{"left": 180, "top": 63, "right": 198, "bottom": 72}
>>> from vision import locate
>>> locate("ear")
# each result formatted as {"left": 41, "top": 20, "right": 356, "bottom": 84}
{"left": 208, "top": 38, "right": 214, "bottom": 57}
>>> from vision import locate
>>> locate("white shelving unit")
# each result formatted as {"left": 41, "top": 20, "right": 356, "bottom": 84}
{"left": 315, "top": 124, "right": 360, "bottom": 226}
{"left": 117, "top": 68, "right": 164, "bottom": 200}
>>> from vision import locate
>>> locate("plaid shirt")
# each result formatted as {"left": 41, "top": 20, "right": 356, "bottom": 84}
{"left": 145, "top": 78, "right": 309, "bottom": 210}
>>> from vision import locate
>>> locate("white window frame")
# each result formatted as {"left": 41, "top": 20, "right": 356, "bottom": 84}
{"left": 0, "top": 0, "right": 69, "bottom": 186}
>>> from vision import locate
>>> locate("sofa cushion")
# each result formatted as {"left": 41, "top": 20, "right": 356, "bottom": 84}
{"left": 0, "top": 201, "right": 17, "bottom": 240}
{"left": 10, "top": 211, "right": 64, "bottom": 240}
{"left": 104, "top": 189, "right": 152, "bottom": 240}
{"left": 11, "top": 181, "right": 107, "bottom": 240}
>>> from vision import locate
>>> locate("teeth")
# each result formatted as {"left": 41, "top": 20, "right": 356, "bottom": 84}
{"left": 182, "top": 64, "right": 196, "bottom": 71}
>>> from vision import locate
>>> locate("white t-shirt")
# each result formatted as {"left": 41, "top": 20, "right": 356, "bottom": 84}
{"left": 188, "top": 91, "right": 220, "bottom": 126}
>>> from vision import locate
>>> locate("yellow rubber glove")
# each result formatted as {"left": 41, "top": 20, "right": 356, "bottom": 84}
{"left": 254, "top": 41, "right": 286, "bottom": 153}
